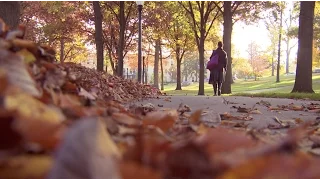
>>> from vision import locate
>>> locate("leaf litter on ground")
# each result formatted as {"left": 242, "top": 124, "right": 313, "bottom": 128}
{"left": 2, "top": 18, "right": 320, "bottom": 178}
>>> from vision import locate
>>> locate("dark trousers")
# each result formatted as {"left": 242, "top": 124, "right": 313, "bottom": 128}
{"left": 213, "top": 81, "right": 222, "bottom": 96}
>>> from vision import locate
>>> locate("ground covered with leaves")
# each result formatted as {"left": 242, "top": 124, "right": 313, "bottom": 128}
{"left": 1, "top": 19, "right": 320, "bottom": 178}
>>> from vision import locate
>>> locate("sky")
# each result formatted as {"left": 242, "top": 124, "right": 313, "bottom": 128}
{"left": 232, "top": 1, "right": 299, "bottom": 64}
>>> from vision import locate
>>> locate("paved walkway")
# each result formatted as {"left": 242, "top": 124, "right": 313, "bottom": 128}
{"left": 132, "top": 96, "right": 320, "bottom": 129}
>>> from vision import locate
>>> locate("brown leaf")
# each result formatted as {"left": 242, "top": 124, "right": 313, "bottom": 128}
{"left": 268, "top": 106, "right": 283, "bottom": 111}
{"left": 112, "top": 112, "right": 142, "bottom": 127}
{"left": 220, "top": 112, "right": 253, "bottom": 121}
{"left": 177, "top": 103, "right": 191, "bottom": 114}
{"left": 268, "top": 124, "right": 290, "bottom": 129}
{"left": 0, "top": 110, "right": 22, "bottom": 149}
{"left": 189, "top": 109, "right": 202, "bottom": 125}
{"left": 48, "top": 118, "right": 120, "bottom": 178}
{"left": 143, "top": 111, "right": 177, "bottom": 132}
{"left": 5, "top": 92, "right": 65, "bottom": 148}
{"left": 195, "top": 128, "right": 257, "bottom": 154}
{"left": 237, "top": 106, "right": 251, "bottom": 113}
{"left": 119, "top": 161, "right": 162, "bottom": 179}
{"left": 0, "top": 49, "right": 40, "bottom": 97}
{"left": 220, "top": 152, "right": 320, "bottom": 178}
{"left": 164, "top": 142, "right": 216, "bottom": 178}
{"left": 289, "top": 104, "right": 304, "bottom": 111}
{"left": 61, "top": 82, "right": 78, "bottom": 94}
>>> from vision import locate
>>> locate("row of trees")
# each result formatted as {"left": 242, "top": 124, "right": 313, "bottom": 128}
{"left": 0, "top": 1, "right": 316, "bottom": 93}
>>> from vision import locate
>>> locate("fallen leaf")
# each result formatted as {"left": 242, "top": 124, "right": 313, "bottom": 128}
{"left": 119, "top": 161, "right": 161, "bottom": 179}
{"left": 112, "top": 113, "right": 142, "bottom": 127}
{"left": 189, "top": 109, "right": 202, "bottom": 125}
{"left": 0, "top": 49, "right": 40, "bottom": 97}
{"left": 0, "top": 155, "right": 52, "bottom": 178}
{"left": 143, "top": 111, "right": 177, "bottom": 132}
{"left": 164, "top": 142, "right": 215, "bottom": 178}
{"left": 48, "top": 118, "right": 120, "bottom": 178}
{"left": 16, "top": 48, "right": 36, "bottom": 64}
{"left": 177, "top": 103, "right": 191, "bottom": 114}
{"left": 237, "top": 106, "right": 251, "bottom": 113}
{"left": 268, "top": 106, "right": 283, "bottom": 111}
{"left": 268, "top": 124, "right": 290, "bottom": 129}
{"left": 250, "top": 109, "right": 262, "bottom": 114}
{"left": 295, "top": 118, "right": 304, "bottom": 124}
{"left": 220, "top": 152, "right": 320, "bottom": 178}
{"left": 5, "top": 92, "right": 65, "bottom": 148}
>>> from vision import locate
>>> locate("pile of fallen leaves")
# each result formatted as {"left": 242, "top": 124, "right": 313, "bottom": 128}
{"left": 2, "top": 19, "right": 320, "bottom": 179}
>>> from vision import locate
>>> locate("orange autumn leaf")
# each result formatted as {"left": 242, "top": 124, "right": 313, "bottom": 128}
{"left": 119, "top": 161, "right": 162, "bottom": 179}
{"left": 143, "top": 111, "right": 177, "bottom": 132}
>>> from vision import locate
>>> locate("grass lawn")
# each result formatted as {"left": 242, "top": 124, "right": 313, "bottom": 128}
{"left": 163, "top": 74, "right": 320, "bottom": 99}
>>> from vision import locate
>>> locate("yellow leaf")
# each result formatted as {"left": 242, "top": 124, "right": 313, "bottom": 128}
{"left": 17, "top": 48, "right": 36, "bottom": 64}
{"left": 0, "top": 155, "right": 52, "bottom": 178}
{"left": 5, "top": 92, "right": 65, "bottom": 147}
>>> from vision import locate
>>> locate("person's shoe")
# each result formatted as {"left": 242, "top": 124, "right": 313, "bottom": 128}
{"left": 214, "top": 93, "right": 217, "bottom": 96}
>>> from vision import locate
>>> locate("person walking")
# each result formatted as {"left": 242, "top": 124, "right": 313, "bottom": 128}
{"left": 208, "top": 41, "right": 228, "bottom": 96}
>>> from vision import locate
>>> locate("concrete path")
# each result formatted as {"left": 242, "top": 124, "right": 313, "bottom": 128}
{"left": 132, "top": 96, "right": 320, "bottom": 129}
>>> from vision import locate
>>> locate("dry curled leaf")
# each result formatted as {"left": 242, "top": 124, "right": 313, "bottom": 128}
{"left": 4, "top": 91, "right": 65, "bottom": 148}
{"left": 177, "top": 103, "right": 191, "bottom": 114}
{"left": 189, "top": 109, "right": 203, "bottom": 125}
{"left": 48, "top": 118, "right": 120, "bottom": 178}
{"left": 0, "top": 49, "right": 40, "bottom": 97}
{"left": 143, "top": 111, "right": 177, "bottom": 132}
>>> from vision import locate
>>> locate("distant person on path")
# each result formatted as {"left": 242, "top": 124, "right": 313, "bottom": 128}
{"left": 208, "top": 41, "right": 228, "bottom": 96}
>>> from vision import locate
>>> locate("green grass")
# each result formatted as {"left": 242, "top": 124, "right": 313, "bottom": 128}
{"left": 163, "top": 74, "right": 320, "bottom": 97}
{"left": 232, "top": 92, "right": 320, "bottom": 101}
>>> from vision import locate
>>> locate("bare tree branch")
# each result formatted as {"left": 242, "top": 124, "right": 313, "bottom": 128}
{"left": 204, "top": 9, "right": 221, "bottom": 39}
{"left": 104, "top": 2, "right": 120, "bottom": 22}
{"left": 231, "top": 1, "right": 243, "bottom": 15}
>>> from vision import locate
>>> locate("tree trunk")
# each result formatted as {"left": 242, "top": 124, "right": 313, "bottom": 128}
{"left": 286, "top": 40, "right": 290, "bottom": 74}
{"left": 107, "top": 48, "right": 115, "bottom": 74}
{"left": 198, "top": 38, "right": 205, "bottom": 95}
{"left": 0, "top": 2, "right": 20, "bottom": 29}
{"left": 60, "top": 37, "right": 64, "bottom": 63}
{"left": 153, "top": 39, "right": 160, "bottom": 89}
{"left": 272, "top": 49, "right": 275, "bottom": 76}
{"left": 142, "top": 56, "right": 145, "bottom": 84}
{"left": 292, "top": 1, "right": 315, "bottom": 93}
{"left": 175, "top": 47, "right": 182, "bottom": 90}
{"left": 185, "top": 70, "right": 188, "bottom": 81}
{"left": 145, "top": 57, "right": 148, "bottom": 84}
{"left": 195, "top": 64, "right": 198, "bottom": 82}
{"left": 221, "top": 1, "right": 232, "bottom": 94}
{"left": 93, "top": 1, "right": 104, "bottom": 71}
{"left": 286, "top": 9, "right": 294, "bottom": 74}
{"left": 276, "top": 6, "right": 283, "bottom": 83}
{"left": 176, "top": 60, "right": 182, "bottom": 90}
{"left": 160, "top": 45, "right": 164, "bottom": 91}
{"left": 117, "top": 1, "right": 125, "bottom": 76}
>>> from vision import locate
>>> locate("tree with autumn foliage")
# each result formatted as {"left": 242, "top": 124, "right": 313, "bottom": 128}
{"left": 154, "top": 2, "right": 195, "bottom": 90}
{"left": 21, "top": 1, "right": 89, "bottom": 64}
{"left": 179, "top": 1, "right": 221, "bottom": 95}
{"left": 143, "top": 1, "right": 171, "bottom": 89}
{"left": 247, "top": 41, "right": 269, "bottom": 81}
